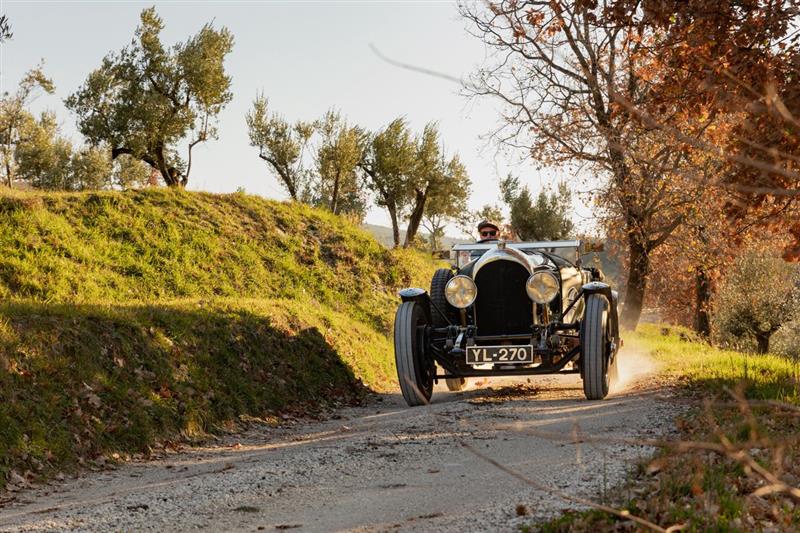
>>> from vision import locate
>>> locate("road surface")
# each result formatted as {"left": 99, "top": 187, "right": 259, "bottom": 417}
{"left": 0, "top": 349, "right": 684, "bottom": 532}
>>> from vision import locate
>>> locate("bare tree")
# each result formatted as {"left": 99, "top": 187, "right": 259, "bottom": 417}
{"left": 0, "top": 15, "right": 12, "bottom": 43}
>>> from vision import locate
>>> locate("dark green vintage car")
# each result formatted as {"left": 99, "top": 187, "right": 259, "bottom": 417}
{"left": 394, "top": 240, "right": 620, "bottom": 406}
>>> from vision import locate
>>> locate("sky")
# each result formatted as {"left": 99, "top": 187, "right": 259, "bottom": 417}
{"left": 0, "top": 0, "right": 591, "bottom": 236}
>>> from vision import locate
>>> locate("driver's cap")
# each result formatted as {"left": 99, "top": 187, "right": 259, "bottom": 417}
{"left": 477, "top": 220, "right": 500, "bottom": 232}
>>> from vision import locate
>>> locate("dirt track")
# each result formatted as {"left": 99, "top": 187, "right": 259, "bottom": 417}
{"left": 0, "top": 349, "right": 684, "bottom": 532}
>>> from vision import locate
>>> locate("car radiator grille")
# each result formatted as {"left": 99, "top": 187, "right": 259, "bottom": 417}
{"left": 474, "top": 260, "right": 532, "bottom": 337}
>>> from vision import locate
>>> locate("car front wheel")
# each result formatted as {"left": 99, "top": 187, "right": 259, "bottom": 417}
{"left": 394, "top": 301, "right": 434, "bottom": 406}
{"left": 580, "top": 294, "right": 611, "bottom": 400}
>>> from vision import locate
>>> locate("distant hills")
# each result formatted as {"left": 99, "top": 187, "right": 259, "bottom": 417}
{"left": 361, "top": 223, "right": 471, "bottom": 249}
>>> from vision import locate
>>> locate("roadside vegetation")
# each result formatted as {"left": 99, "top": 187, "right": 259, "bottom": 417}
{"left": 1, "top": 1, "right": 799, "bottom": 526}
{"left": 537, "top": 325, "right": 800, "bottom": 532}
{"left": 0, "top": 188, "right": 437, "bottom": 490}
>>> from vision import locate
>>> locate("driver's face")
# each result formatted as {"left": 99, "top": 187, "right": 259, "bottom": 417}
{"left": 480, "top": 228, "right": 498, "bottom": 239}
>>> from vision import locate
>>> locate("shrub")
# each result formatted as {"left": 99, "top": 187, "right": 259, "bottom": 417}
{"left": 712, "top": 250, "right": 800, "bottom": 354}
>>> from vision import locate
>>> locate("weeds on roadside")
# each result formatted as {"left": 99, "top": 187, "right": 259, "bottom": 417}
{"left": 526, "top": 326, "right": 800, "bottom": 531}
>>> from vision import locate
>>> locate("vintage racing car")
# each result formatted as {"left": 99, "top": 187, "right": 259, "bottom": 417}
{"left": 394, "top": 240, "right": 620, "bottom": 406}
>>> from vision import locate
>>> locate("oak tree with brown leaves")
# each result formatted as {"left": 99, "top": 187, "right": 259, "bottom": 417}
{"left": 609, "top": 0, "right": 800, "bottom": 259}
{"left": 462, "top": 0, "right": 709, "bottom": 329}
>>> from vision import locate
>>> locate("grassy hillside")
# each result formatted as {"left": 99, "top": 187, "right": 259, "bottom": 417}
{"left": 633, "top": 324, "right": 800, "bottom": 403}
{"left": 0, "top": 189, "right": 437, "bottom": 488}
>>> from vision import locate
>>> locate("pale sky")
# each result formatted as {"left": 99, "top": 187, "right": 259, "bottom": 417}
{"left": 1, "top": 0, "right": 590, "bottom": 235}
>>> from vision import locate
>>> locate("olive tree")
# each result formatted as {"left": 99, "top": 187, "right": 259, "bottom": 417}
{"left": 15, "top": 115, "right": 117, "bottom": 191}
{"left": 246, "top": 94, "right": 315, "bottom": 201}
{"left": 713, "top": 251, "right": 800, "bottom": 354}
{"left": 420, "top": 155, "right": 470, "bottom": 251}
{"left": 362, "top": 119, "right": 470, "bottom": 248}
{"left": 314, "top": 110, "right": 366, "bottom": 218}
{"left": 0, "top": 65, "right": 55, "bottom": 187}
{"left": 113, "top": 154, "right": 154, "bottom": 189}
{"left": 360, "top": 118, "right": 416, "bottom": 247}
{"left": 403, "top": 124, "right": 469, "bottom": 248}
{"left": 66, "top": 7, "right": 233, "bottom": 187}
{"left": 14, "top": 111, "right": 72, "bottom": 190}
{"left": 70, "top": 146, "right": 114, "bottom": 190}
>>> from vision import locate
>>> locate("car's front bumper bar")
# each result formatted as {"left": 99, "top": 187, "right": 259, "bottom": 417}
{"left": 433, "top": 345, "right": 580, "bottom": 379}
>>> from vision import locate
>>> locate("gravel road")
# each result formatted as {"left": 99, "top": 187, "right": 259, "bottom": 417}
{"left": 0, "top": 349, "right": 685, "bottom": 532}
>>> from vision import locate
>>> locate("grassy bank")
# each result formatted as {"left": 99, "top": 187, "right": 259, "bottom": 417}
{"left": 540, "top": 325, "right": 800, "bottom": 532}
{"left": 0, "top": 189, "right": 433, "bottom": 326}
{"left": 0, "top": 189, "right": 437, "bottom": 489}
{"left": 634, "top": 324, "right": 800, "bottom": 404}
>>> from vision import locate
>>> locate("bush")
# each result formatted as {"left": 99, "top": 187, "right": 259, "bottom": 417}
{"left": 712, "top": 251, "right": 800, "bottom": 354}
{"left": 772, "top": 320, "right": 800, "bottom": 359}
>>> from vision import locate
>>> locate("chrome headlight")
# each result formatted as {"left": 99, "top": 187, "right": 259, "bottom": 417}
{"left": 526, "top": 271, "right": 559, "bottom": 304}
{"left": 445, "top": 275, "right": 477, "bottom": 308}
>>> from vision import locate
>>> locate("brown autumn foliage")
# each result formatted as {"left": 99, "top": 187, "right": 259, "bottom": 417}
{"left": 462, "top": 0, "right": 721, "bottom": 330}
{"left": 609, "top": 0, "right": 800, "bottom": 260}
{"left": 601, "top": 0, "right": 800, "bottom": 333}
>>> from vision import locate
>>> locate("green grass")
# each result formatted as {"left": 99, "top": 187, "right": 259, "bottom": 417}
{"left": 631, "top": 324, "right": 800, "bottom": 404}
{"left": 534, "top": 324, "right": 800, "bottom": 532}
{"left": 0, "top": 189, "right": 434, "bottom": 325}
{"left": 0, "top": 188, "right": 438, "bottom": 488}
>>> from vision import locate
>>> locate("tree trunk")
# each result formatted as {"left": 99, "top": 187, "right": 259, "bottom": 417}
{"left": 154, "top": 146, "right": 178, "bottom": 187}
{"left": 431, "top": 227, "right": 441, "bottom": 251}
{"left": 387, "top": 202, "right": 400, "bottom": 248}
{"left": 620, "top": 233, "right": 649, "bottom": 331}
{"left": 159, "top": 167, "right": 183, "bottom": 188}
{"left": 330, "top": 170, "right": 341, "bottom": 214}
{"left": 403, "top": 188, "right": 426, "bottom": 248}
{"left": 755, "top": 331, "right": 771, "bottom": 354}
{"left": 694, "top": 266, "right": 711, "bottom": 337}
{"left": 259, "top": 155, "right": 298, "bottom": 201}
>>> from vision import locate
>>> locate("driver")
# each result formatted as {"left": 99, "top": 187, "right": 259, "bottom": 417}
{"left": 476, "top": 220, "right": 501, "bottom": 242}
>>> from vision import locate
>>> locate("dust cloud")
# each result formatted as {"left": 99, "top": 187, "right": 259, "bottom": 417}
{"left": 611, "top": 347, "right": 660, "bottom": 395}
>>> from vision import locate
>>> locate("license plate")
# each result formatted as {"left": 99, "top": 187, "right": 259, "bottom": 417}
{"left": 466, "top": 345, "right": 534, "bottom": 365}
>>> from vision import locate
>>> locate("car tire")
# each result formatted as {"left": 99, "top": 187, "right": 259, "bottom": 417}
{"left": 430, "top": 268, "right": 455, "bottom": 328}
{"left": 580, "top": 294, "right": 610, "bottom": 400}
{"left": 445, "top": 377, "right": 466, "bottom": 391}
{"left": 395, "top": 301, "right": 434, "bottom": 406}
